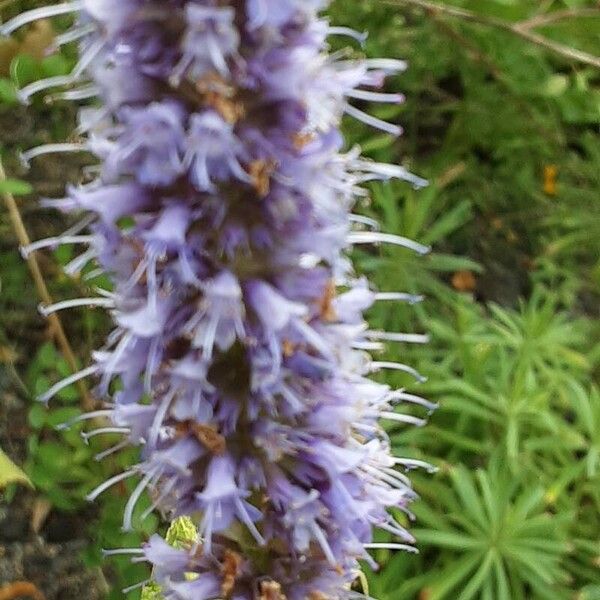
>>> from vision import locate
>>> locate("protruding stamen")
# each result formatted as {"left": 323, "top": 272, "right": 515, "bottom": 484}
{"left": 51, "top": 85, "right": 100, "bottom": 101}
{"left": 348, "top": 231, "right": 431, "bottom": 255}
{"left": 72, "top": 37, "right": 105, "bottom": 78}
{"left": 310, "top": 522, "right": 337, "bottom": 566}
{"left": 355, "top": 159, "right": 429, "bottom": 189}
{"left": 55, "top": 410, "right": 111, "bottom": 431}
{"left": 370, "top": 361, "right": 427, "bottom": 383}
{"left": 122, "top": 579, "right": 151, "bottom": 595}
{"left": 63, "top": 248, "right": 96, "bottom": 276}
{"left": 344, "top": 103, "right": 403, "bottom": 137}
{"left": 39, "top": 297, "right": 114, "bottom": 316}
{"left": 388, "top": 391, "right": 438, "bottom": 412}
{"left": 81, "top": 427, "right": 130, "bottom": 443}
{"left": 20, "top": 143, "right": 88, "bottom": 168}
{"left": 350, "top": 214, "right": 380, "bottom": 231}
{"left": 17, "top": 76, "right": 75, "bottom": 104}
{"left": 363, "top": 58, "right": 408, "bottom": 73}
{"left": 348, "top": 89, "right": 405, "bottom": 104}
{"left": 328, "top": 26, "right": 368, "bottom": 46}
{"left": 0, "top": 2, "right": 83, "bottom": 37}
{"left": 53, "top": 24, "right": 96, "bottom": 47}
{"left": 20, "top": 235, "right": 93, "bottom": 258}
{"left": 353, "top": 341, "right": 384, "bottom": 351}
{"left": 375, "top": 292, "right": 424, "bottom": 304}
{"left": 376, "top": 411, "right": 427, "bottom": 427}
{"left": 83, "top": 268, "right": 105, "bottom": 281}
{"left": 86, "top": 469, "right": 137, "bottom": 502}
{"left": 38, "top": 365, "right": 97, "bottom": 404}
{"left": 367, "top": 331, "right": 430, "bottom": 344}
{"left": 95, "top": 440, "right": 129, "bottom": 462}
{"left": 365, "top": 543, "right": 418, "bottom": 553}
{"left": 392, "top": 458, "right": 438, "bottom": 473}
{"left": 123, "top": 470, "right": 157, "bottom": 531}
{"left": 102, "top": 548, "right": 145, "bottom": 557}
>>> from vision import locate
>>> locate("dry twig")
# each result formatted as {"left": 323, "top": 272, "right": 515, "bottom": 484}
{"left": 384, "top": 0, "right": 600, "bottom": 69}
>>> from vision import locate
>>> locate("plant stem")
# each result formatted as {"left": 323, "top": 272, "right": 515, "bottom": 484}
{"left": 0, "top": 159, "right": 94, "bottom": 410}
{"left": 384, "top": 0, "right": 600, "bottom": 69}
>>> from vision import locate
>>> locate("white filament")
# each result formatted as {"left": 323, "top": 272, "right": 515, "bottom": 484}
{"left": 20, "top": 235, "right": 93, "bottom": 257}
{"left": 0, "top": 2, "right": 83, "bottom": 36}
{"left": 368, "top": 331, "right": 430, "bottom": 344}
{"left": 18, "top": 75, "right": 76, "bottom": 104}
{"left": 376, "top": 411, "right": 426, "bottom": 427}
{"left": 81, "top": 427, "right": 130, "bottom": 442}
{"left": 53, "top": 24, "right": 96, "bottom": 47}
{"left": 123, "top": 469, "right": 157, "bottom": 531}
{"left": 328, "top": 26, "right": 368, "bottom": 45}
{"left": 20, "top": 143, "right": 88, "bottom": 167}
{"left": 348, "top": 231, "right": 431, "bottom": 255}
{"left": 365, "top": 543, "right": 418, "bottom": 553}
{"left": 370, "top": 361, "right": 427, "bottom": 383}
{"left": 86, "top": 468, "right": 137, "bottom": 502}
{"left": 38, "top": 365, "right": 97, "bottom": 404}
{"left": 348, "top": 89, "right": 405, "bottom": 104}
{"left": 349, "top": 214, "right": 380, "bottom": 230}
{"left": 375, "top": 292, "right": 424, "bottom": 304}
{"left": 55, "top": 409, "right": 112, "bottom": 431}
{"left": 39, "top": 297, "right": 114, "bottom": 316}
{"left": 344, "top": 103, "right": 402, "bottom": 137}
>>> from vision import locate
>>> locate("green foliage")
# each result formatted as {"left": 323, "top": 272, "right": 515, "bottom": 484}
{"left": 0, "top": 177, "right": 32, "bottom": 195}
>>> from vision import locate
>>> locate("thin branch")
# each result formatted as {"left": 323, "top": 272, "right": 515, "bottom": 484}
{"left": 516, "top": 8, "right": 600, "bottom": 32}
{"left": 0, "top": 159, "right": 94, "bottom": 411}
{"left": 384, "top": 0, "right": 600, "bottom": 69}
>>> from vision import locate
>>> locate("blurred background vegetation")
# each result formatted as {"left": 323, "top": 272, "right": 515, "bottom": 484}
{"left": 0, "top": 0, "right": 599, "bottom": 598}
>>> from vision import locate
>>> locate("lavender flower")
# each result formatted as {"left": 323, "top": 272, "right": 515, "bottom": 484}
{"left": 6, "top": 1, "right": 433, "bottom": 597}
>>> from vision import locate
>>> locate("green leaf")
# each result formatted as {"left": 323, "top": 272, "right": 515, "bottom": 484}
{"left": 10, "top": 54, "right": 41, "bottom": 87}
{"left": 28, "top": 403, "right": 47, "bottom": 429}
{"left": 0, "top": 78, "right": 18, "bottom": 104}
{"left": 0, "top": 178, "right": 33, "bottom": 196}
{"left": 0, "top": 448, "right": 32, "bottom": 488}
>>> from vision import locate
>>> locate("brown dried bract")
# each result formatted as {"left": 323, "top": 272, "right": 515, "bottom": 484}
{"left": 258, "top": 581, "right": 287, "bottom": 600}
{"left": 207, "top": 92, "right": 245, "bottom": 124}
{"left": 318, "top": 280, "right": 337, "bottom": 322}
{"left": 196, "top": 74, "right": 245, "bottom": 124}
{"left": 307, "top": 592, "right": 329, "bottom": 600}
{"left": 249, "top": 160, "right": 278, "bottom": 198}
{"left": 292, "top": 131, "right": 316, "bottom": 150}
{"left": 220, "top": 549, "right": 243, "bottom": 597}
{"left": 176, "top": 421, "right": 226, "bottom": 455}
{"left": 282, "top": 339, "right": 296, "bottom": 358}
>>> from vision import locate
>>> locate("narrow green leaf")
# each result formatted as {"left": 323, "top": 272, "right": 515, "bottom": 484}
{"left": 0, "top": 178, "right": 33, "bottom": 196}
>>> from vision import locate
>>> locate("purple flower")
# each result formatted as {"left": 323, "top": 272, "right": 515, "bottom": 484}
{"left": 102, "top": 101, "right": 187, "bottom": 186}
{"left": 177, "top": 5, "right": 240, "bottom": 80}
{"left": 184, "top": 111, "right": 250, "bottom": 192}
{"left": 7, "top": 0, "right": 434, "bottom": 596}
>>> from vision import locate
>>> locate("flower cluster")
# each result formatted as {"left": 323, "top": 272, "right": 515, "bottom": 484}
{"left": 6, "top": 1, "right": 433, "bottom": 597}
